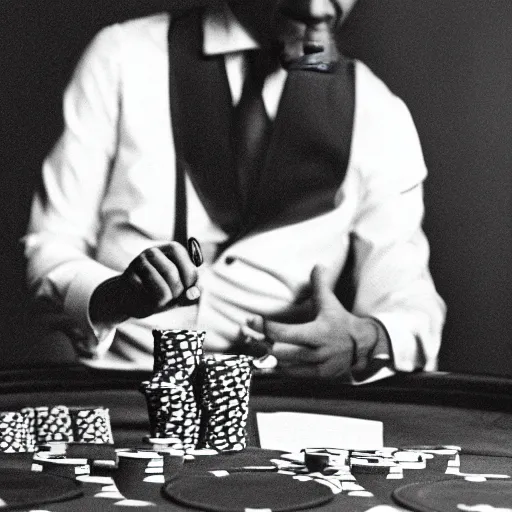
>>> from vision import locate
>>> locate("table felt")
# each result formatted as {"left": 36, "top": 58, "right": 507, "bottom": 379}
{"left": 0, "top": 447, "right": 510, "bottom": 511}
{"left": 0, "top": 370, "right": 510, "bottom": 511}
{"left": 0, "top": 468, "right": 82, "bottom": 510}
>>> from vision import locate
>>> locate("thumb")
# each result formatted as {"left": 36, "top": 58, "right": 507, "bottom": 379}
{"left": 310, "top": 264, "right": 345, "bottom": 311}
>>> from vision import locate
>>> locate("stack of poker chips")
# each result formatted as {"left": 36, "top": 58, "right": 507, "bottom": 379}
{"left": 22, "top": 405, "right": 74, "bottom": 445}
{"left": 0, "top": 411, "right": 35, "bottom": 453}
{"left": 140, "top": 330, "right": 255, "bottom": 452}
{"left": 69, "top": 406, "right": 114, "bottom": 444}
{"left": 140, "top": 329, "right": 205, "bottom": 450}
{"left": 0, "top": 405, "right": 115, "bottom": 453}
{"left": 198, "top": 354, "right": 253, "bottom": 452}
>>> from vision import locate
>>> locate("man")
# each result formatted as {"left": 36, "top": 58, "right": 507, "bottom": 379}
{"left": 24, "top": 0, "right": 446, "bottom": 381}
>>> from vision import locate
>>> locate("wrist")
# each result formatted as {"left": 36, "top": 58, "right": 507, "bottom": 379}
{"left": 90, "top": 277, "right": 130, "bottom": 324}
{"left": 350, "top": 316, "right": 391, "bottom": 373}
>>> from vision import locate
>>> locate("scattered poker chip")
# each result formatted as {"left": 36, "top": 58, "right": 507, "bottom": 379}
{"left": 303, "top": 448, "right": 349, "bottom": 468}
{"left": 35, "top": 456, "right": 90, "bottom": 479}
{"left": 187, "top": 237, "right": 203, "bottom": 267}
{"left": 393, "top": 450, "right": 426, "bottom": 470}
{"left": 304, "top": 451, "right": 330, "bottom": 473}
{"left": 114, "top": 450, "right": 165, "bottom": 499}
{"left": 37, "top": 442, "right": 68, "bottom": 455}
{"left": 350, "top": 456, "right": 397, "bottom": 474}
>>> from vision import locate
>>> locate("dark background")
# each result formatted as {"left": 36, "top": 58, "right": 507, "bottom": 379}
{"left": 0, "top": 0, "right": 510, "bottom": 376}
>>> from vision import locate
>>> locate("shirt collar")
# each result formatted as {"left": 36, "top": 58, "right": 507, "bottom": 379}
{"left": 203, "top": 5, "right": 260, "bottom": 56}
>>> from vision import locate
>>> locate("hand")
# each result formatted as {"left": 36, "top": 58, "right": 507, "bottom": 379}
{"left": 265, "top": 265, "right": 380, "bottom": 377}
{"left": 90, "top": 243, "right": 200, "bottom": 323}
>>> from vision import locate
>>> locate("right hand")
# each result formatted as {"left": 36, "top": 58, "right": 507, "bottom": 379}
{"left": 90, "top": 243, "right": 200, "bottom": 322}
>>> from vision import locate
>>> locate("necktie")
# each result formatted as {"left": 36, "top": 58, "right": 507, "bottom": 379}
{"left": 233, "top": 50, "right": 276, "bottom": 217}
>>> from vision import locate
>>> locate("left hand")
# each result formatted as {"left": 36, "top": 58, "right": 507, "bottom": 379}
{"left": 265, "top": 265, "right": 378, "bottom": 377}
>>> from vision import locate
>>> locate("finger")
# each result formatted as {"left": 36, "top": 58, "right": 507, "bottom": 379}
{"left": 185, "top": 286, "right": 201, "bottom": 301}
{"left": 233, "top": 324, "right": 272, "bottom": 358}
{"left": 240, "top": 323, "right": 266, "bottom": 342}
{"left": 159, "top": 243, "right": 198, "bottom": 290}
{"left": 310, "top": 264, "right": 346, "bottom": 312}
{"left": 246, "top": 316, "right": 265, "bottom": 335}
{"left": 265, "top": 318, "right": 318, "bottom": 347}
{"left": 144, "top": 248, "right": 186, "bottom": 300}
{"left": 272, "top": 341, "right": 327, "bottom": 363}
{"left": 129, "top": 253, "right": 176, "bottom": 306}
{"left": 124, "top": 270, "right": 144, "bottom": 291}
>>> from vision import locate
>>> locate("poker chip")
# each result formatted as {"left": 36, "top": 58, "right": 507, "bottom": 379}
{"left": 152, "top": 329, "right": 205, "bottom": 376}
{"left": 350, "top": 456, "right": 398, "bottom": 474}
{"left": 0, "top": 411, "right": 34, "bottom": 453}
{"left": 140, "top": 380, "right": 199, "bottom": 450}
{"left": 187, "top": 237, "right": 203, "bottom": 267}
{"left": 70, "top": 406, "right": 114, "bottom": 444}
{"left": 37, "top": 441, "right": 67, "bottom": 455}
{"left": 142, "top": 330, "right": 206, "bottom": 450}
{"left": 34, "top": 455, "right": 90, "bottom": 479}
{"left": 304, "top": 451, "right": 330, "bottom": 473}
{"left": 142, "top": 332, "right": 254, "bottom": 453}
{"left": 198, "top": 355, "right": 253, "bottom": 452}
{"left": 22, "top": 405, "right": 74, "bottom": 444}
{"left": 114, "top": 450, "right": 166, "bottom": 501}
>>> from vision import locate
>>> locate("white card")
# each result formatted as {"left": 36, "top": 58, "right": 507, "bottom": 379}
{"left": 256, "top": 412, "right": 383, "bottom": 452}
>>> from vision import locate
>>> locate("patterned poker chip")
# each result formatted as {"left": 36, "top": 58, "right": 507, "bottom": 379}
{"left": 140, "top": 381, "right": 199, "bottom": 450}
{"left": 0, "top": 411, "right": 34, "bottom": 453}
{"left": 198, "top": 355, "right": 253, "bottom": 452}
{"left": 144, "top": 330, "right": 206, "bottom": 451}
{"left": 21, "top": 406, "right": 73, "bottom": 445}
{"left": 152, "top": 329, "right": 205, "bottom": 377}
{"left": 69, "top": 407, "right": 114, "bottom": 444}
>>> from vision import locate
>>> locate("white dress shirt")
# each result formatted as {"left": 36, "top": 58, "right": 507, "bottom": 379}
{"left": 24, "top": 6, "right": 446, "bottom": 377}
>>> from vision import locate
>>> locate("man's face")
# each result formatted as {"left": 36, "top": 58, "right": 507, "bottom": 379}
{"left": 230, "top": 0, "right": 359, "bottom": 49}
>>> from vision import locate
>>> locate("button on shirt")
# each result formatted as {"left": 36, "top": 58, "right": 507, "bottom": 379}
{"left": 24, "top": 6, "right": 446, "bottom": 378}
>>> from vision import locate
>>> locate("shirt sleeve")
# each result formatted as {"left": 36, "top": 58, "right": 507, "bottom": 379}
{"left": 350, "top": 92, "right": 446, "bottom": 374}
{"left": 23, "top": 24, "right": 124, "bottom": 355}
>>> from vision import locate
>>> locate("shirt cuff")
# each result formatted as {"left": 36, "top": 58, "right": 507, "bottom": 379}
{"left": 371, "top": 311, "right": 428, "bottom": 372}
{"left": 63, "top": 261, "right": 121, "bottom": 357}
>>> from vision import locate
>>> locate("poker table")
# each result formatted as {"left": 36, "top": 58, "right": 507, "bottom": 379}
{"left": 0, "top": 366, "right": 510, "bottom": 511}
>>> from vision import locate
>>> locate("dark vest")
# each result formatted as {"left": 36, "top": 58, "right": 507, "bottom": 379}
{"left": 168, "top": 8, "right": 355, "bottom": 250}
